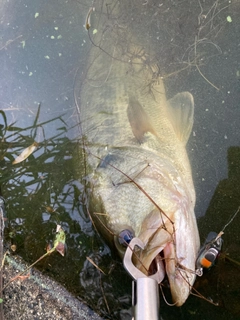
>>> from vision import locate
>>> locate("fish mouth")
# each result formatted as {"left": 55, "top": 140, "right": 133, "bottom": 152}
{"left": 115, "top": 207, "right": 198, "bottom": 306}
{"left": 133, "top": 240, "right": 195, "bottom": 306}
{"left": 133, "top": 220, "right": 196, "bottom": 306}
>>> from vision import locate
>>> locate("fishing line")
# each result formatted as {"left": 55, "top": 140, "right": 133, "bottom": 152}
{"left": 221, "top": 206, "right": 240, "bottom": 233}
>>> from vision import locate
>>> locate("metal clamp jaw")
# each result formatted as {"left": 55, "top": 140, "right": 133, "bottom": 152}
{"left": 123, "top": 238, "right": 162, "bottom": 320}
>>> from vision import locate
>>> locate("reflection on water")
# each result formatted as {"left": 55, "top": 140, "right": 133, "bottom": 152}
{"left": 0, "top": 0, "right": 240, "bottom": 319}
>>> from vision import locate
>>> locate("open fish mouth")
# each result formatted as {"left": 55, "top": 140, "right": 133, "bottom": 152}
{"left": 148, "top": 254, "right": 165, "bottom": 277}
{"left": 122, "top": 228, "right": 196, "bottom": 307}
{"left": 141, "top": 239, "right": 196, "bottom": 307}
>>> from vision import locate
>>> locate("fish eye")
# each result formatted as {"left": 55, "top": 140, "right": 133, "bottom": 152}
{"left": 118, "top": 229, "right": 134, "bottom": 246}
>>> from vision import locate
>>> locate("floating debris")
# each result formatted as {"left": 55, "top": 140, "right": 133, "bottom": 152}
{"left": 54, "top": 225, "right": 66, "bottom": 256}
{"left": 10, "top": 245, "right": 17, "bottom": 252}
{"left": 84, "top": 7, "right": 95, "bottom": 31}
{"left": 86, "top": 256, "right": 106, "bottom": 275}
{"left": 21, "top": 40, "right": 25, "bottom": 49}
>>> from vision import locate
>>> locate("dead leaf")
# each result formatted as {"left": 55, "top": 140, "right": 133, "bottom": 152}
{"left": 12, "top": 141, "right": 38, "bottom": 164}
{"left": 10, "top": 244, "right": 17, "bottom": 252}
{"left": 55, "top": 241, "right": 65, "bottom": 256}
{"left": 45, "top": 206, "right": 57, "bottom": 213}
{"left": 56, "top": 224, "right": 61, "bottom": 233}
{"left": 53, "top": 226, "right": 66, "bottom": 256}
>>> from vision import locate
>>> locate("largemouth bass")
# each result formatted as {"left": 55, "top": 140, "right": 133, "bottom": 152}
{"left": 78, "top": 2, "right": 200, "bottom": 306}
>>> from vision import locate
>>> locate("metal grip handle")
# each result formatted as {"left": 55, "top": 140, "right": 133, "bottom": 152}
{"left": 133, "top": 277, "right": 159, "bottom": 320}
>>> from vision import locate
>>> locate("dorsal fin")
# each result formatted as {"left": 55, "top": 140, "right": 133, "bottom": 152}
{"left": 127, "top": 97, "right": 156, "bottom": 143}
{"left": 166, "top": 92, "right": 194, "bottom": 145}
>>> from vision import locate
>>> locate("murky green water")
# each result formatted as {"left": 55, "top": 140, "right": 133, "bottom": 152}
{"left": 0, "top": 0, "right": 240, "bottom": 319}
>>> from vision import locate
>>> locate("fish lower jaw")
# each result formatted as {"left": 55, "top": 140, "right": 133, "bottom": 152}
{"left": 168, "top": 269, "right": 196, "bottom": 306}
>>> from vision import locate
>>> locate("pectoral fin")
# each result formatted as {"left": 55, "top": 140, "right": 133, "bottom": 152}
{"left": 127, "top": 97, "right": 156, "bottom": 143}
{"left": 166, "top": 92, "right": 194, "bottom": 145}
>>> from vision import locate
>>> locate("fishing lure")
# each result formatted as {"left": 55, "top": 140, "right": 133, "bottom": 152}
{"left": 196, "top": 206, "right": 239, "bottom": 275}
{"left": 196, "top": 231, "right": 223, "bottom": 273}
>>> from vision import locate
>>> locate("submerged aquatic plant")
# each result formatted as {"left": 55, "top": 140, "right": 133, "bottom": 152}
{"left": 0, "top": 105, "right": 89, "bottom": 270}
